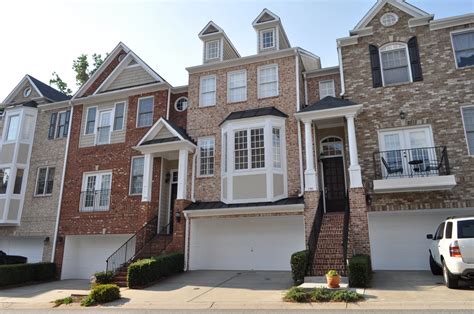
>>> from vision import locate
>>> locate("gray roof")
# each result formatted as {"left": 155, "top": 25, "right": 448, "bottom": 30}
{"left": 139, "top": 118, "right": 196, "bottom": 146}
{"left": 185, "top": 197, "right": 304, "bottom": 211}
{"left": 300, "top": 96, "right": 357, "bottom": 113}
{"left": 219, "top": 106, "right": 288, "bottom": 126}
{"left": 28, "top": 75, "right": 71, "bottom": 102}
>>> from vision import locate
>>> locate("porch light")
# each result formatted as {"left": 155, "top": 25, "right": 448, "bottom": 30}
{"left": 399, "top": 110, "right": 406, "bottom": 120}
{"left": 175, "top": 211, "right": 182, "bottom": 223}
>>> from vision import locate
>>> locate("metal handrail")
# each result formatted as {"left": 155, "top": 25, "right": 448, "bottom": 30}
{"left": 306, "top": 195, "right": 324, "bottom": 275}
{"left": 341, "top": 190, "right": 350, "bottom": 274}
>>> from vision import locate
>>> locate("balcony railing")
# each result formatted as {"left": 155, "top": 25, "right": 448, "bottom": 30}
{"left": 373, "top": 146, "right": 450, "bottom": 180}
{"left": 79, "top": 189, "right": 111, "bottom": 212}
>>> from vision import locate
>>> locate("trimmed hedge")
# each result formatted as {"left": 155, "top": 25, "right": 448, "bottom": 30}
{"left": 93, "top": 271, "right": 114, "bottom": 284}
{"left": 0, "top": 263, "right": 55, "bottom": 287}
{"left": 348, "top": 254, "right": 372, "bottom": 288}
{"left": 0, "top": 255, "right": 27, "bottom": 265}
{"left": 127, "top": 253, "right": 184, "bottom": 288}
{"left": 90, "top": 284, "right": 120, "bottom": 303}
{"left": 290, "top": 250, "right": 308, "bottom": 285}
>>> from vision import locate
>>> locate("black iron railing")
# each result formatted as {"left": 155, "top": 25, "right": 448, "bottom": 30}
{"left": 306, "top": 195, "right": 324, "bottom": 275}
{"left": 373, "top": 146, "right": 450, "bottom": 179}
{"left": 341, "top": 190, "right": 350, "bottom": 273}
{"left": 79, "top": 189, "right": 111, "bottom": 212}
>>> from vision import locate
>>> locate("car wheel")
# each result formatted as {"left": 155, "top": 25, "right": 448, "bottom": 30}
{"left": 443, "top": 260, "right": 459, "bottom": 289}
{"left": 429, "top": 254, "right": 442, "bottom": 275}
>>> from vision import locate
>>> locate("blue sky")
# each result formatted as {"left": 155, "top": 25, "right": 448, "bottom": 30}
{"left": 1, "top": 0, "right": 472, "bottom": 98}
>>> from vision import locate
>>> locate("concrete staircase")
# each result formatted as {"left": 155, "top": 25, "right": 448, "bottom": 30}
{"left": 311, "top": 212, "right": 346, "bottom": 276}
{"left": 112, "top": 267, "right": 128, "bottom": 287}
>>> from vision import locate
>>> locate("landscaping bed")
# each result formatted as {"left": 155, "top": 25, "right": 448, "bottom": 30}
{"left": 52, "top": 284, "right": 121, "bottom": 307}
{"left": 284, "top": 287, "right": 363, "bottom": 303}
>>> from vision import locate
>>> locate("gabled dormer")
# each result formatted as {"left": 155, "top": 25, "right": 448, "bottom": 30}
{"left": 252, "top": 9, "right": 291, "bottom": 54}
{"left": 199, "top": 21, "right": 240, "bottom": 64}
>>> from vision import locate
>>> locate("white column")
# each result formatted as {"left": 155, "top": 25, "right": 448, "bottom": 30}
{"left": 177, "top": 149, "right": 189, "bottom": 200}
{"left": 346, "top": 114, "right": 363, "bottom": 188}
{"left": 304, "top": 120, "right": 318, "bottom": 191}
{"left": 141, "top": 153, "right": 154, "bottom": 202}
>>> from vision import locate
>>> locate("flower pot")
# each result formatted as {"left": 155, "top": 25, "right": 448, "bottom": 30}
{"left": 326, "top": 275, "right": 341, "bottom": 288}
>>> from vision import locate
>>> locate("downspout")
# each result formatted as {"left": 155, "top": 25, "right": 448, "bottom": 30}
{"left": 51, "top": 102, "right": 73, "bottom": 263}
{"left": 295, "top": 51, "right": 305, "bottom": 197}
{"left": 190, "top": 149, "right": 198, "bottom": 202}
{"left": 303, "top": 73, "right": 308, "bottom": 106}
{"left": 337, "top": 44, "right": 346, "bottom": 97}
{"left": 183, "top": 212, "right": 190, "bottom": 271}
{"left": 166, "top": 88, "right": 171, "bottom": 119}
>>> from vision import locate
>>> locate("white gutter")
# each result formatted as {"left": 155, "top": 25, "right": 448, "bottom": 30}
{"left": 183, "top": 212, "right": 190, "bottom": 271}
{"left": 191, "top": 150, "right": 198, "bottom": 202}
{"left": 295, "top": 51, "right": 305, "bottom": 196}
{"left": 51, "top": 102, "right": 73, "bottom": 263}
{"left": 166, "top": 88, "right": 171, "bottom": 120}
{"left": 337, "top": 45, "right": 346, "bottom": 97}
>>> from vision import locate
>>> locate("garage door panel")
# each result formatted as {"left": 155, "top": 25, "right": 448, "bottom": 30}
{"left": 0, "top": 238, "right": 44, "bottom": 263}
{"left": 369, "top": 209, "right": 473, "bottom": 270}
{"left": 189, "top": 215, "right": 305, "bottom": 271}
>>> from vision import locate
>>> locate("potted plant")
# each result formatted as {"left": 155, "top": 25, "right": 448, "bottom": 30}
{"left": 326, "top": 270, "right": 341, "bottom": 288}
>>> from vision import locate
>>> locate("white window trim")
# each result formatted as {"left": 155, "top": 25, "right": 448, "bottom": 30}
{"left": 113, "top": 101, "right": 126, "bottom": 131}
{"left": 260, "top": 28, "right": 276, "bottom": 51}
{"left": 199, "top": 75, "right": 217, "bottom": 107}
{"left": 174, "top": 96, "right": 188, "bottom": 112}
{"left": 4, "top": 113, "right": 21, "bottom": 143}
{"left": 80, "top": 170, "right": 113, "bottom": 212}
{"left": 129, "top": 156, "right": 145, "bottom": 195}
{"left": 233, "top": 127, "right": 266, "bottom": 172}
{"left": 380, "top": 12, "right": 399, "bottom": 27}
{"left": 227, "top": 69, "right": 247, "bottom": 104}
{"left": 136, "top": 96, "right": 154, "bottom": 128}
{"left": 379, "top": 42, "right": 413, "bottom": 86}
{"left": 377, "top": 125, "right": 435, "bottom": 150}
{"left": 95, "top": 109, "right": 113, "bottom": 146}
{"left": 34, "top": 166, "right": 55, "bottom": 197}
{"left": 460, "top": 105, "right": 474, "bottom": 157}
{"left": 197, "top": 136, "right": 215, "bottom": 178}
{"left": 205, "top": 39, "right": 221, "bottom": 62}
{"left": 319, "top": 80, "right": 336, "bottom": 99}
{"left": 450, "top": 28, "right": 474, "bottom": 70}
{"left": 84, "top": 106, "right": 98, "bottom": 135}
{"left": 257, "top": 64, "right": 279, "bottom": 99}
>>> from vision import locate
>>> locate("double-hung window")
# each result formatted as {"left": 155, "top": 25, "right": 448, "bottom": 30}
{"left": 200, "top": 75, "right": 216, "bottom": 107}
{"left": 462, "top": 107, "right": 474, "bottom": 155}
{"left": 130, "top": 156, "right": 144, "bottom": 194}
{"left": 380, "top": 43, "right": 411, "bottom": 85}
{"left": 96, "top": 110, "right": 112, "bottom": 145}
{"left": 56, "top": 111, "right": 68, "bottom": 138}
{"left": 272, "top": 128, "right": 282, "bottom": 168}
{"left": 452, "top": 30, "right": 474, "bottom": 68}
{"left": 258, "top": 64, "right": 278, "bottom": 98}
{"left": 48, "top": 111, "right": 70, "bottom": 139}
{"left": 227, "top": 70, "right": 247, "bottom": 103}
{"left": 85, "top": 107, "right": 97, "bottom": 134}
{"left": 205, "top": 40, "right": 220, "bottom": 61}
{"left": 319, "top": 80, "right": 336, "bottom": 99}
{"left": 137, "top": 97, "right": 154, "bottom": 127}
{"left": 234, "top": 128, "right": 265, "bottom": 170}
{"left": 35, "top": 167, "right": 55, "bottom": 196}
{"left": 260, "top": 28, "right": 275, "bottom": 50}
{"left": 6, "top": 115, "right": 20, "bottom": 141}
{"left": 81, "top": 172, "right": 112, "bottom": 212}
{"left": 113, "top": 102, "right": 125, "bottom": 131}
{"left": 198, "top": 137, "right": 215, "bottom": 176}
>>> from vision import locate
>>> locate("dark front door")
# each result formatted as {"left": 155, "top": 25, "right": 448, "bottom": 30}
{"left": 322, "top": 157, "right": 346, "bottom": 212}
{"left": 169, "top": 183, "right": 178, "bottom": 234}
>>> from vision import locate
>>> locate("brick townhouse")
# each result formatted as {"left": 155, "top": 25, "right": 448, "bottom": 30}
{"left": 12, "top": 0, "right": 470, "bottom": 280}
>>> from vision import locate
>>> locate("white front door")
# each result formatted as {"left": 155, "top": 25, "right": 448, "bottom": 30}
{"left": 82, "top": 173, "right": 112, "bottom": 211}
{"left": 96, "top": 110, "right": 112, "bottom": 145}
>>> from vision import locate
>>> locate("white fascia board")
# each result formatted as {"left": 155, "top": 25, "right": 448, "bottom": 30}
{"left": 373, "top": 175, "right": 457, "bottom": 194}
{"left": 305, "top": 66, "right": 340, "bottom": 78}
{"left": 429, "top": 13, "right": 474, "bottom": 31}
{"left": 187, "top": 48, "right": 297, "bottom": 74}
{"left": 349, "top": 26, "right": 374, "bottom": 36}
{"left": 172, "top": 85, "right": 188, "bottom": 93}
{"left": 337, "top": 36, "right": 359, "bottom": 47}
{"left": 295, "top": 104, "right": 363, "bottom": 122}
{"left": 252, "top": 8, "right": 280, "bottom": 26}
{"left": 408, "top": 14, "right": 435, "bottom": 28}
{"left": 137, "top": 117, "right": 185, "bottom": 146}
{"left": 133, "top": 140, "right": 196, "bottom": 155}
{"left": 26, "top": 76, "right": 44, "bottom": 98}
{"left": 198, "top": 21, "right": 224, "bottom": 38}
{"left": 184, "top": 204, "right": 304, "bottom": 218}
{"left": 37, "top": 100, "right": 71, "bottom": 111}
{"left": 3, "top": 75, "right": 43, "bottom": 104}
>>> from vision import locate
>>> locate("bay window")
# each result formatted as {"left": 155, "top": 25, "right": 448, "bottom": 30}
{"left": 6, "top": 115, "right": 20, "bottom": 141}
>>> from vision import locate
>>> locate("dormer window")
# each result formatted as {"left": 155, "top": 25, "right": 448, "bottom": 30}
{"left": 205, "top": 40, "right": 220, "bottom": 61}
{"left": 260, "top": 28, "right": 275, "bottom": 50}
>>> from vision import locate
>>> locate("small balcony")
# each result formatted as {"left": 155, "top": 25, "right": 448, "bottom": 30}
{"left": 79, "top": 189, "right": 111, "bottom": 212}
{"left": 372, "top": 146, "right": 456, "bottom": 193}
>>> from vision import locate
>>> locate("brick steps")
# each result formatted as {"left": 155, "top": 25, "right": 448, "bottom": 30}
{"left": 311, "top": 212, "right": 347, "bottom": 276}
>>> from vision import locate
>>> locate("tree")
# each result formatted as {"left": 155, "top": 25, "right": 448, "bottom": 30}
{"left": 50, "top": 53, "right": 106, "bottom": 94}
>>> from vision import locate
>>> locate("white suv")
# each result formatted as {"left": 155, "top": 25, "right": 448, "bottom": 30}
{"left": 427, "top": 216, "right": 474, "bottom": 289}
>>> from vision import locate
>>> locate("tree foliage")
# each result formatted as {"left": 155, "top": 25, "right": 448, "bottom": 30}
{"left": 49, "top": 72, "right": 72, "bottom": 95}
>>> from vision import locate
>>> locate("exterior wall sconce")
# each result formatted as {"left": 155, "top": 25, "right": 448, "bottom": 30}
{"left": 165, "top": 172, "right": 171, "bottom": 183}
{"left": 399, "top": 110, "right": 406, "bottom": 120}
{"left": 43, "top": 237, "right": 50, "bottom": 244}
{"left": 175, "top": 211, "right": 182, "bottom": 223}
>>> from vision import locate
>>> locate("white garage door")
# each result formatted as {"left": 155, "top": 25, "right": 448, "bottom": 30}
{"left": 368, "top": 208, "right": 474, "bottom": 270}
{"left": 189, "top": 215, "right": 305, "bottom": 271}
{"left": 0, "top": 237, "right": 44, "bottom": 262}
{"left": 61, "top": 234, "right": 133, "bottom": 280}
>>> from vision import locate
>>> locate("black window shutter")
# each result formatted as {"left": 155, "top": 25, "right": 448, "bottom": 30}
{"left": 48, "top": 113, "right": 57, "bottom": 139}
{"left": 408, "top": 36, "right": 423, "bottom": 82}
{"left": 63, "top": 110, "right": 71, "bottom": 137}
{"left": 369, "top": 44, "right": 383, "bottom": 88}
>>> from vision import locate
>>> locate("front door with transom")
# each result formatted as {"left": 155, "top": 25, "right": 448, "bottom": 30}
{"left": 320, "top": 137, "right": 346, "bottom": 213}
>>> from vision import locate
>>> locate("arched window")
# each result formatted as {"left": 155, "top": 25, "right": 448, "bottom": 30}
{"left": 320, "top": 137, "right": 343, "bottom": 157}
{"left": 379, "top": 43, "right": 412, "bottom": 85}
{"left": 174, "top": 97, "right": 188, "bottom": 112}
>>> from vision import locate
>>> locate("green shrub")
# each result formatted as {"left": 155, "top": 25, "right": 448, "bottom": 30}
{"left": 94, "top": 271, "right": 114, "bottom": 284}
{"left": 127, "top": 253, "right": 184, "bottom": 288}
{"left": 326, "top": 270, "right": 339, "bottom": 277}
{"left": 89, "top": 284, "right": 120, "bottom": 304}
{"left": 331, "top": 290, "right": 363, "bottom": 302}
{"left": 310, "top": 288, "right": 332, "bottom": 302}
{"left": 53, "top": 296, "right": 73, "bottom": 307}
{"left": 80, "top": 295, "right": 96, "bottom": 307}
{"left": 284, "top": 287, "right": 310, "bottom": 303}
{"left": 290, "top": 250, "right": 308, "bottom": 285}
{"left": 348, "top": 254, "right": 372, "bottom": 288}
{"left": 0, "top": 263, "right": 55, "bottom": 287}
